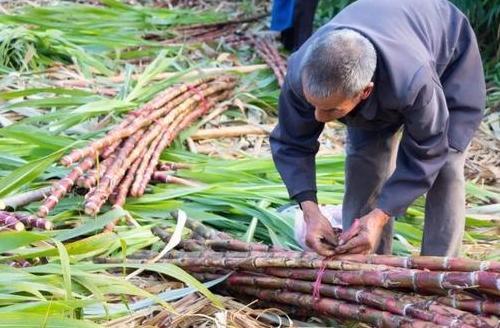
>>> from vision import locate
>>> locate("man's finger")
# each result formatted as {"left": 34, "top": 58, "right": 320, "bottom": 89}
{"left": 336, "top": 234, "right": 368, "bottom": 253}
{"left": 310, "top": 238, "right": 335, "bottom": 256}
{"left": 322, "top": 230, "right": 339, "bottom": 247}
{"left": 340, "top": 245, "right": 368, "bottom": 255}
{"left": 339, "top": 219, "right": 361, "bottom": 245}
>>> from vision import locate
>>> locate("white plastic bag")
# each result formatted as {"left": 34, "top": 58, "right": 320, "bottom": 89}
{"left": 280, "top": 204, "right": 343, "bottom": 251}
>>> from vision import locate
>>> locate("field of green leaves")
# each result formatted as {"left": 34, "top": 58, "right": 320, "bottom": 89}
{"left": 0, "top": 0, "right": 498, "bottom": 326}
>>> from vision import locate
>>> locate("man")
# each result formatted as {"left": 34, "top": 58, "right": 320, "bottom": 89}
{"left": 270, "top": 0, "right": 485, "bottom": 257}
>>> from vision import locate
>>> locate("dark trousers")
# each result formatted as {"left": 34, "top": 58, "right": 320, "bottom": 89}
{"left": 341, "top": 126, "right": 466, "bottom": 256}
{"left": 281, "top": 0, "right": 320, "bottom": 51}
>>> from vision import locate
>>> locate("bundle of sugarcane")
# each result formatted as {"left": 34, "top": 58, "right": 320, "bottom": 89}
{"left": 103, "top": 216, "right": 500, "bottom": 327}
{"left": 168, "top": 14, "right": 266, "bottom": 44}
{"left": 227, "top": 34, "right": 287, "bottom": 86}
{"left": 37, "top": 76, "right": 237, "bottom": 218}
{"left": 253, "top": 36, "right": 287, "bottom": 87}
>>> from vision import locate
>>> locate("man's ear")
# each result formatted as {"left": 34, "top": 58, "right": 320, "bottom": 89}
{"left": 360, "top": 82, "right": 374, "bottom": 100}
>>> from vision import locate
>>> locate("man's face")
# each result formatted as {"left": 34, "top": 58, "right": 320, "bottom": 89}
{"left": 303, "top": 83, "right": 374, "bottom": 123}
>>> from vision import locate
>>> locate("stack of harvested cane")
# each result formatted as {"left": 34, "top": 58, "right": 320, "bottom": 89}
{"left": 36, "top": 76, "right": 236, "bottom": 219}
{"left": 169, "top": 14, "right": 266, "bottom": 44}
{"left": 103, "top": 215, "right": 500, "bottom": 327}
{"left": 253, "top": 37, "right": 287, "bottom": 87}
{"left": 226, "top": 34, "right": 287, "bottom": 87}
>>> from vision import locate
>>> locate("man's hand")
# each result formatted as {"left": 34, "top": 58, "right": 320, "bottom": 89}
{"left": 335, "top": 208, "right": 389, "bottom": 255}
{"left": 301, "top": 201, "right": 339, "bottom": 256}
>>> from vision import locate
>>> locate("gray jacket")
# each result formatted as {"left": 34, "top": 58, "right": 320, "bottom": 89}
{"left": 270, "top": 0, "right": 485, "bottom": 216}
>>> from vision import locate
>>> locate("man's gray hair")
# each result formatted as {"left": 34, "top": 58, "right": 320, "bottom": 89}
{"left": 302, "top": 29, "right": 377, "bottom": 98}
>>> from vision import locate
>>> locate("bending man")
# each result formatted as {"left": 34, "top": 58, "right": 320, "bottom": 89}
{"left": 270, "top": 0, "right": 485, "bottom": 256}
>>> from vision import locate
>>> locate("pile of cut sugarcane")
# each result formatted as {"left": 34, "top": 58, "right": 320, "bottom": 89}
{"left": 169, "top": 14, "right": 265, "bottom": 44}
{"left": 229, "top": 35, "right": 288, "bottom": 87}
{"left": 253, "top": 36, "right": 287, "bottom": 87}
{"left": 35, "top": 76, "right": 236, "bottom": 222}
{"left": 102, "top": 215, "right": 500, "bottom": 327}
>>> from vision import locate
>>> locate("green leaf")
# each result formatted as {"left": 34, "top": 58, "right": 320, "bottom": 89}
{"left": 0, "top": 312, "right": 99, "bottom": 327}
{"left": 54, "top": 240, "right": 72, "bottom": 304}
{"left": 0, "top": 151, "right": 61, "bottom": 197}
{"left": 0, "top": 231, "right": 49, "bottom": 253}
{"left": 55, "top": 207, "right": 128, "bottom": 242}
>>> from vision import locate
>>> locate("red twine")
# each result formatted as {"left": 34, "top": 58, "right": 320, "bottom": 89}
{"left": 312, "top": 256, "right": 333, "bottom": 301}
{"left": 187, "top": 84, "right": 209, "bottom": 113}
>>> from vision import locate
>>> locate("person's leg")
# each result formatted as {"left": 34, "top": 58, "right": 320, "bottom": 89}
{"left": 420, "top": 18, "right": 483, "bottom": 257}
{"left": 281, "top": 0, "right": 319, "bottom": 51}
{"left": 342, "top": 126, "right": 399, "bottom": 255}
{"left": 421, "top": 149, "right": 466, "bottom": 256}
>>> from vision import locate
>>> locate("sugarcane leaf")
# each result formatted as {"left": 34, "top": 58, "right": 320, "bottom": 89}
{"left": 54, "top": 240, "right": 72, "bottom": 303}
{"left": 242, "top": 217, "right": 258, "bottom": 243}
{"left": 118, "top": 263, "right": 224, "bottom": 308}
{"left": 126, "top": 209, "right": 187, "bottom": 279}
{"left": 0, "top": 87, "right": 93, "bottom": 101}
{"left": 0, "top": 150, "right": 61, "bottom": 197}
{"left": 0, "top": 231, "right": 49, "bottom": 253}
{"left": 0, "top": 313, "right": 99, "bottom": 327}
{"left": 0, "top": 125, "right": 74, "bottom": 150}
{"left": 83, "top": 273, "right": 230, "bottom": 317}
{"left": 54, "top": 207, "right": 128, "bottom": 242}
{"left": 3, "top": 233, "right": 117, "bottom": 260}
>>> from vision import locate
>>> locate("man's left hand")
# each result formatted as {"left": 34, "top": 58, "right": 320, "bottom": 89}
{"left": 335, "top": 208, "right": 390, "bottom": 254}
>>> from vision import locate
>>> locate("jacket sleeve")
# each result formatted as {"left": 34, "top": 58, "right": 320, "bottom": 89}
{"left": 270, "top": 78, "right": 324, "bottom": 203}
{"left": 377, "top": 82, "right": 450, "bottom": 216}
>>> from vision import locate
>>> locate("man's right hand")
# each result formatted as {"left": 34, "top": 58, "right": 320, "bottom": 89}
{"left": 301, "top": 201, "right": 339, "bottom": 256}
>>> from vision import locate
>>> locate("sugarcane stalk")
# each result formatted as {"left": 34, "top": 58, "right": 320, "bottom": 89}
{"left": 254, "top": 37, "right": 286, "bottom": 86}
{"left": 134, "top": 91, "right": 230, "bottom": 195}
{"left": 60, "top": 77, "right": 216, "bottom": 166}
{"left": 9, "top": 259, "right": 31, "bottom": 268}
{"left": 158, "top": 256, "right": 390, "bottom": 272}
{"left": 84, "top": 108, "right": 186, "bottom": 212}
{"left": 174, "top": 239, "right": 283, "bottom": 253}
{"left": 190, "top": 124, "right": 272, "bottom": 140}
{"left": 174, "top": 212, "right": 232, "bottom": 240}
{"left": 151, "top": 224, "right": 280, "bottom": 253}
{"left": 0, "top": 211, "right": 25, "bottom": 231}
{"left": 13, "top": 212, "right": 53, "bottom": 230}
{"left": 129, "top": 84, "right": 213, "bottom": 197}
{"left": 104, "top": 148, "right": 149, "bottom": 232}
{"left": 159, "top": 249, "right": 308, "bottom": 260}
{"left": 156, "top": 162, "right": 192, "bottom": 171}
{"left": 129, "top": 93, "right": 202, "bottom": 196}
{"left": 197, "top": 272, "right": 480, "bottom": 328}
{"left": 160, "top": 253, "right": 500, "bottom": 291}
{"left": 84, "top": 129, "right": 145, "bottom": 216}
{"left": 223, "top": 285, "right": 435, "bottom": 328}
{"left": 76, "top": 153, "right": 116, "bottom": 189}
{"left": 77, "top": 78, "right": 214, "bottom": 164}
{"left": 151, "top": 172, "right": 202, "bottom": 187}
{"left": 112, "top": 148, "right": 148, "bottom": 207}
{"left": 334, "top": 255, "right": 500, "bottom": 273}
{"left": 0, "top": 187, "right": 52, "bottom": 210}
{"left": 84, "top": 80, "right": 235, "bottom": 214}
{"left": 436, "top": 294, "right": 500, "bottom": 316}
{"left": 38, "top": 156, "right": 95, "bottom": 217}
{"left": 263, "top": 268, "right": 500, "bottom": 292}
{"left": 150, "top": 226, "right": 204, "bottom": 251}
{"left": 176, "top": 14, "right": 267, "bottom": 32}
{"left": 129, "top": 132, "right": 166, "bottom": 197}
{"left": 370, "top": 288, "right": 500, "bottom": 325}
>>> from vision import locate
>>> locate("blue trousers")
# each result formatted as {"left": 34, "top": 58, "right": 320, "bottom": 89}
{"left": 342, "top": 126, "right": 466, "bottom": 256}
